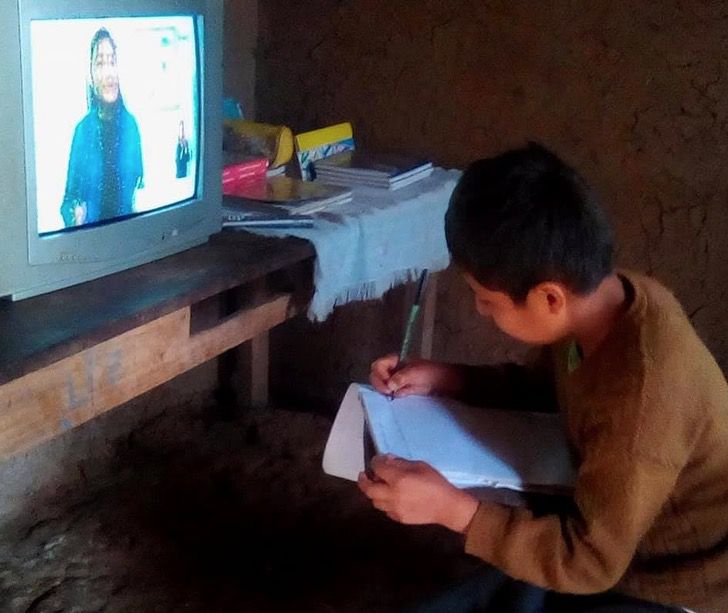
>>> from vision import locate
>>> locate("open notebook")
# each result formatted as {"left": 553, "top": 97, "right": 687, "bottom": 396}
{"left": 323, "top": 383, "right": 576, "bottom": 493}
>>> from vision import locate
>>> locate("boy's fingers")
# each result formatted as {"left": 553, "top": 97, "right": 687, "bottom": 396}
{"left": 387, "top": 370, "right": 413, "bottom": 392}
{"left": 371, "top": 353, "right": 399, "bottom": 375}
{"left": 370, "top": 377, "right": 390, "bottom": 394}
{"left": 391, "top": 380, "right": 427, "bottom": 398}
{"left": 370, "top": 354, "right": 401, "bottom": 392}
{"left": 370, "top": 454, "right": 413, "bottom": 482}
{"left": 370, "top": 454, "right": 394, "bottom": 472}
{"left": 357, "top": 472, "right": 392, "bottom": 502}
{"left": 370, "top": 362, "right": 389, "bottom": 380}
{"left": 393, "top": 383, "right": 419, "bottom": 398}
{"left": 382, "top": 352, "right": 400, "bottom": 367}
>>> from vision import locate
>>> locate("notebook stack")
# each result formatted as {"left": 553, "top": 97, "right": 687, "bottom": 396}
{"left": 222, "top": 196, "right": 314, "bottom": 229}
{"left": 222, "top": 175, "right": 352, "bottom": 228}
{"left": 294, "top": 122, "right": 355, "bottom": 181}
{"left": 313, "top": 150, "right": 433, "bottom": 190}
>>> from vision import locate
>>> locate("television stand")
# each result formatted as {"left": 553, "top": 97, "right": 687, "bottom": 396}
{"left": 0, "top": 231, "right": 315, "bottom": 461}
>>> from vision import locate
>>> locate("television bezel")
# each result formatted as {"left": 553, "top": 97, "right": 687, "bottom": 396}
{"left": 0, "top": 0, "right": 222, "bottom": 300}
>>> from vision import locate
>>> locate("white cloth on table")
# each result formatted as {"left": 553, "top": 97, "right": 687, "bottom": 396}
{"left": 248, "top": 167, "right": 461, "bottom": 321}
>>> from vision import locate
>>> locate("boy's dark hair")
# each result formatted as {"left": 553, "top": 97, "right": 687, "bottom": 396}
{"left": 445, "top": 143, "right": 614, "bottom": 302}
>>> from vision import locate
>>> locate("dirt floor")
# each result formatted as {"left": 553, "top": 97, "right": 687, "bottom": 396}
{"left": 0, "top": 399, "right": 481, "bottom": 612}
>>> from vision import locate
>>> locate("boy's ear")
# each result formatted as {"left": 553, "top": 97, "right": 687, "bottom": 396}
{"left": 530, "top": 282, "right": 568, "bottom": 315}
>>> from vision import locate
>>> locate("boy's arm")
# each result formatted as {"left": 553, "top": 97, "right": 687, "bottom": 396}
{"left": 456, "top": 347, "right": 557, "bottom": 412}
{"left": 372, "top": 348, "right": 556, "bottom": 411}
{"left": 463, "top": 433, "right": 682, "bottom": 594}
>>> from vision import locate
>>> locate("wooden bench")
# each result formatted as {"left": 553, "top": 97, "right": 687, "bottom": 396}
{"left": 0, "top": 231, "right": 315, "bottom": 460}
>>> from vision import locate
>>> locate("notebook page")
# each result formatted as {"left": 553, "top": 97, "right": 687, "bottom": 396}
{"left": 359, "top": 386, "right": 575, "bottom": 491}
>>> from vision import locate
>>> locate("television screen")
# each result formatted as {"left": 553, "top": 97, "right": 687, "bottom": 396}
{"left": 30, "top": 16, "right": 200, "bottom": 235}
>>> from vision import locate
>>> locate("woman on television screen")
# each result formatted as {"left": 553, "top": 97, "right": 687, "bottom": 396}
{"left": 176, "top": 120, "right": 191, "bottom": 179}
{"left": 60, "top": 27, "right": 144, "bottom": 228}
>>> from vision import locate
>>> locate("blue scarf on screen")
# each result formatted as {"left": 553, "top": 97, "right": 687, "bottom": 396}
{"left": 60, "top": 100, "right": 143, "bottom": 228}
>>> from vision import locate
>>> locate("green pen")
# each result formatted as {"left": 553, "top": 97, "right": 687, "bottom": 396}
{"left": 390, "top": 269, "right": 428, "bottom": 400}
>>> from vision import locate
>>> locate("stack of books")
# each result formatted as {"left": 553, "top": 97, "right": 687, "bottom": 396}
{"left": 222, "top": 196, "right": 314, "bottom": 229}
{"left": 294, "top": 122, "right": 355, "bottom": 181}
{"left": 313, "top": 151, "right": 433, "bottom": 190}
{"left": 222, "top": 176, "right": 352, "bottom": 229}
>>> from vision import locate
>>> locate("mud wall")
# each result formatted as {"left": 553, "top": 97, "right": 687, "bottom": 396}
{"left": 252, "top": 1, "right": 728, "bottom": 401}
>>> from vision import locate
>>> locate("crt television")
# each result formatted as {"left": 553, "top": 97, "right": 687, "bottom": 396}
{"left": 0, "top": 0, "right": 223, "bottom": 300}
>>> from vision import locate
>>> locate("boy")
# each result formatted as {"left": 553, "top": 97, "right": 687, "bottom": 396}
{"left": 359, "top": 144, "right": 728, "bottom": 612}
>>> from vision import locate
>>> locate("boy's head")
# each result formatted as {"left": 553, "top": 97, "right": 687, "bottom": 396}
{"left": 445, "top": 143, "right": 614, "bottom": 343}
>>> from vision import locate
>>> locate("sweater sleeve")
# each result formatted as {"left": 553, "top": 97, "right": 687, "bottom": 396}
{"left": 457, "top": 347, "right": 558, "bottom": 412}
{"left": 464, "top": 441, "right": 681, "bottom": 594}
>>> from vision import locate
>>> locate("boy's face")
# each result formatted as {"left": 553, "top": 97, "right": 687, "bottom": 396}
{"left": 463, "top": 273, "right": 570, "bottom": 345}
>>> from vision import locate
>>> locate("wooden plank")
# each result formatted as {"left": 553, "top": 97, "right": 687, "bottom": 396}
{"left": 0, "top": 293, "right": 293, "bottom": 460}
{"left": 0, "top": 231, "right": 314, "bottom": 386}
{"left": 187, "top": 294, "right": 290, "bottom": 365}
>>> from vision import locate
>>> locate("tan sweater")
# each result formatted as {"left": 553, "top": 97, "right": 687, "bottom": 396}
{"left": 464, "top": 272, "right": 728, "bottom": 612}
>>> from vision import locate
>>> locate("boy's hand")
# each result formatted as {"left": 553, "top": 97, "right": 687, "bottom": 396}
{"left": 357, "top": 454, "right": 479, "bottom": 533}
{"left": 369, "top": 354, "right": 465, "bottom": 398}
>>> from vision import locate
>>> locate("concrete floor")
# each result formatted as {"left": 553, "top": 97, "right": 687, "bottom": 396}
{"left": 0, "top": 401, "right": 480, "bottom": 612}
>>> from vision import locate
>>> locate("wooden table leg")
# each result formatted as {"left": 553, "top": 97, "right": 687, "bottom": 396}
{"left": 248, "top": 332, "right": 269, "bottom": 408}
{"left": 420, "top": 272, "right": 438, "bottom": 360}
{"left": 217, "top": 331, "right": 270, "bottom": 411}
